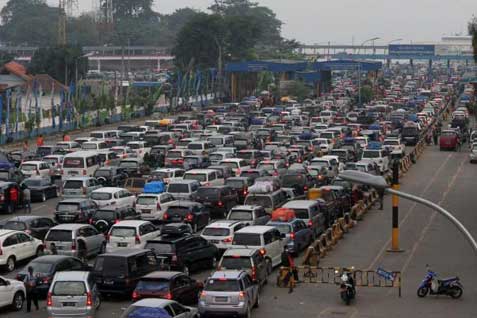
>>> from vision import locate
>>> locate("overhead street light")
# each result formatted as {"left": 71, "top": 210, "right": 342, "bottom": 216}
{"left": 338, "top": 170, "right": 477, "bottom": 255}
{"left": 388, "top": 38, "right": 403, "bottom": 45}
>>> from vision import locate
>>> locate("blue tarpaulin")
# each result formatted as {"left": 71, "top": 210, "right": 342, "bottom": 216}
{"left": 126, "top": 307, "right": 171, "bottom": 318}
{"left": 144, "top": 181, "right": 165, "bottom": 194}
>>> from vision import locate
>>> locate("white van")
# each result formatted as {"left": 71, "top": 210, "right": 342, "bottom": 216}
{"left": 81, "top": 141, "right": 109, "bottom": 151}
{"left": 62, "top": 151, "right": 100, "bottom": 179}
{"left": 183, "top": 169, "right": 224, "bottom": 186}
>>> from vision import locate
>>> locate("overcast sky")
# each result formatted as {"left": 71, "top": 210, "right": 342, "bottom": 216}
{"left": 1, "top": 0, "right": 475, "bottom": 44}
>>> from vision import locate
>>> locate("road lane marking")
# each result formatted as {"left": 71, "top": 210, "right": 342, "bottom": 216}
{"left": 367, "top": 151, "right": 454, "bottom": 270}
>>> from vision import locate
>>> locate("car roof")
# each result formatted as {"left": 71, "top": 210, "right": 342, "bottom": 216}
{"left": 57, "top": 198, "right": 91, "bottom": 203}
{"left": 210, "top": 270, "right": 246, "bottom": 280}
{"left": 92, "top": 187, "right": 125, "bottom": 193}
{"left": 235, "top": 225, "right": 275, "bottom": 234}
{"left": 283, "top": 200, "right": 318, "bottom": 208}
{"left": 50, "top": 224, "right": 88, "bottom": 230}
{"left": 168, "top": 179, "right": 198, "bottom": 184}
{"left": 205, "top": 220, "right": 241, "bottom": 228}
{"left": 4, "top": 215, "right": 42, "bottom": 222}
{"left": 142, "top": 271, "right": 183, "bottom": 280}
{"left": 100, "top": 248, "right": 151, "bottom": 257}
{"left": 63, "top": 177, "right": 93, "bottom": 181}
{"left": 222, "top": 248, "right": 258, "bottom": 257}
{"left": 30, "top": 255, "right": 75, "bottom": 263}
{"left": 131, "top": 298, "right": 175, "bottom": 308}
{"left": 231, "top": 205, "right": 261, "bottom": 210}
{"left": 112, "top": 220, "right": 150, "bottom": 227}
{"left": 0, "top": 229, "right": 19, "bottom": 237}
{"left": 53, "top": 271, "right": 89, "bottom": 281}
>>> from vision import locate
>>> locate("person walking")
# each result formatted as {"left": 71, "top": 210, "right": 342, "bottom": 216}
{"left": 36, "top": 134, "right": 44, "bottom": 147}
{"left": 432, "top": 128, "right": 439, "bottom": 146}
{"left": 23, "top": 266, "right": 39, "bottom": 312}
{"left": 63, "top": 133, "right": 70, "bottom": 142}
{"left": 23, "top": 186, "right": 31, "bottom": 214}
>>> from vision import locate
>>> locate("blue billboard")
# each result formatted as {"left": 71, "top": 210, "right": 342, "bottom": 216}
{"left": 389, "top": 44, "right": 435, "bottom": 56}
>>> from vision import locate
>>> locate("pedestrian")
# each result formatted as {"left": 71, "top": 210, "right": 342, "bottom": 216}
{"left": 22, "top": 140, "right": 29, "bottom": 152}
{"left": 280, "top": 247, "right": 298, "bottom": 293}
{"left": 36, "top": 134, "right": 44, "bottom": 147}
{"left": 432, "top": 129, "right": 439, "bottom": 145}
{"left": 23, "top": 186, "right": 31, "bottom": 214}
{"left": 63, "top": 133, "right": 70, "bottom": 142}
{"left": 23, "top": 266, "right": 39, "bottom": 312}
{"left": 9, "top": 186, "right": 18, "bottom": 206}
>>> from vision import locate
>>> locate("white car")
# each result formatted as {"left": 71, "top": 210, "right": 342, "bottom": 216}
{"left": 361, "top": 149, "right": 389, "bottom": 173}
{"left": 383, "top": 138, "right": 405, "bottom": 154}
{"left": 220, "top": 158, "right": 251, "bottom": 177}
{"left": 0, "top": 275, "right": 26, "bottom": 311}
{"left": 153, "top": 168, "right": 185, "bottom": 183}
{"left": 90, "top": 187, "right": 136, "bottom": 209}
{"left": 201, "top": 220, "right": 247, "bottom": 251}
{"left": 126, "top": 141, "right": 151, "bottom": 161}
{"left": 121, "top": 298, "right": 198, "bottom": 318}
{"left": 20, "top": 161, "right": 51, "bottom": 178}
{"left": 136, "top": 193, "right": 177, "bottom": 221}
{"left": 0, "top": 230, "right": 44, "bottom": 272}
{"left": 312, "top": 138, "right": 333, "bottom": 154}
{"left": 106, "top": 220, "right": 160, "bottom": 253}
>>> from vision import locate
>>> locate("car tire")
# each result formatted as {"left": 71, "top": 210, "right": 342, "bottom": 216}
{"left": 6, "top": 256, "right": 15, "bottom": 272}
{"left": 11, "top": 291, "right": 24, "bottom": 311}
{"left": 266, "top": 258, "right": 272, "bottom": 275}
{"left": 254, "top": 294, "right": 260, "bottom": 308}
{"left": 99, "top": 242, "right": 106, "bottom": 255}
{"left": 95, "top": 295, "right": 101, "bottom": 309}
{"left": 41, "top": 191, "right": 47, "bottom": 202}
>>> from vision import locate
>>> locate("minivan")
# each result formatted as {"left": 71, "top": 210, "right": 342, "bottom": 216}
{"left": 282, "top": 200, "right": 326, "bottom": 238}
{"left": 62, "top": 177, "right": 102, "bottom": 198}
{"left": 62, "top": 151, "right": 101, "bottom": 179}
{"left": 92, "top": 249, "right": 157, "bottom": 296}
{"left": 166, "top": 179, "right": 200, "bottom": 201}
{"left": 47, "top": 271, "right": 101, "bottom": 318}
{"left": 244, "top": 189, "right": 288, "bottom": 214}
{"left": 183, "top": 169, "right": 224, "bottom": 186}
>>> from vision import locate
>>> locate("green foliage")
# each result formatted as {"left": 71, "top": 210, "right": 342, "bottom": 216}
{"left": 286, "top": 81, "right": 311, "bottom": 101}
{"left": 28, "top": 46, "right": 88, "bottom": 84}
{"left": 67, "top": 14, "right": 101, "bottom": 46}
{"left": 469, "top": 17, "right": 477, "bottom": 63}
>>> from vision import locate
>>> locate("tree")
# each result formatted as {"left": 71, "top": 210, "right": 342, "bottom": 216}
{"left": 67, "top": 14, "right": 101, "bottom": 46}
{"left": 469, "top": 16, "right": 477, "bottom": 64}
{"left": 286, "top": 80, "right": 311, "bottom": 101}
{"left": 29, "top": 46, "right": 88, "bottom": 84}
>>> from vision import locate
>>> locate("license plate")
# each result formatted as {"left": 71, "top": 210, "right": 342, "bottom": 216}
{"left": 63, "top": 302, "right": 76, "bottom": 307}
{"left": 118, "top": 242, "right": 128, "bottom": 247}
{"left": 56, "top": 246, "right": 64, "bottom": 250}
{"left": 210, "top": 240, "right": 219, "bottom": 244}
{"left": 142, "top": 209, "right": 151, "bottom": 214}
{"left": 104, "top": 280, "right": 114, "bottom": 285}
{"left": 215, "top": 297, "right": 228, "bottom": 302}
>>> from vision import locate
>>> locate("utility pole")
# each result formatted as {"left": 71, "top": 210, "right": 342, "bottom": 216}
{"left": 389, "top": 160, "right": 403, "bottom": 252}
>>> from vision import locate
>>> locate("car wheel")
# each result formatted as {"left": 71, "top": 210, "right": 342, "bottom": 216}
{"left": 6, "top": 256, "right": 15, "bottom": 272}
{"left": 11, "top": 291, "right": 24, "bottom": 311}
{"left": 95, "top": 295, "right": 101, "bottom": 309}
{"left": 99, "top": 242, "right": 106, "bottom": 254}
{"left": 41, "top": 191, "right": 47, "bottom": 202}
{"left": 254, "top": 294, "right": 260, "bottom": 308}
{"left": 266, "top": 258, "right": 272, "bottom": 275}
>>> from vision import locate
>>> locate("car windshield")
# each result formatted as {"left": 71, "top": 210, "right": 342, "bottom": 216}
{"left": 137, "top": 196, "right": 158, "bottom": 205}
{"left": 202, "top": 227, "right": 230, "bottom": 236}
{"left": 167, "top": 183, "right": 189, "bottom": 193}
{"left": 63, "top": 158, "right": 84, "bottom": 168}
{"left": 233, "top": 233, "right": 261, "bottom": 246}
{"left": 268, "top": 223, "right": 291, "bottom": 234}
{"left": 23, "top": 179, "right": 44, "bottom": 187}
{"left": 281, "top": 174, "right": 305, "bottom": 187}
{"left": 46, "top": 230, "right": 72, "bottom": 242}
{"left": 94, "top": 210, "right": 116, "bottom": 219}
{"left": 63, "top": 180, "right": 84, "bottom": 189}
{"left": 184, "top": 173, "right": 207, "bottom": 182}
{"left": 21, "top": 164, "right": 37, "bottom": 171}
{"left": 136, "top": 279, "right": 170, "bottom": 292}
{"left": 119, "top": 161, "right": 138, "bottom": 168}
{"left": 228, "top": 210, "right": 252, "bottom": 221}
{"left": 91, "top": 192, "right": 113, "bottom": 200}
{"left": 362, "top": 151, "right": 381, "bottom": 159}
{"left": 197, "top": 188, "right": 220, "bottom": 199}
{"left": 220, "top": 256, "right": 252, "bottom": 270}
{"left": 53, "top": 281, "right": 86, "bottom": 296}
{"left": 4, "top": 221, "right": 27, "bottom": 231}
{"left": 145, "top": 241, "right": 173, "bottom": 254}
{"left": 244, "top": 195, "right": 272, "bottom": 208}
{"left": 56, "top": 203, "right": 80, "bottom": 212}
{"left": 111, "top": 226, "right": 136, "bottom": 237}
{"left": 205, "top": 279, "right": 240, "bottom": 292}
{"left": 29, "top": 261, "right": 54, "bottom": 274}
{"left": 226, "top": 180, "right": 245, "bottom": 189}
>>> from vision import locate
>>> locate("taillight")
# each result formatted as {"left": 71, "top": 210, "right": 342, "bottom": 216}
{"left": 239, "top": 291, "right": 245, "bottom": 301}
{"left": 200, "top": 291, "right": 206, "bottom": 299}
{"left": 132, "top": 290, "right": 139, "bottom": 301}
{"left": 105, "top": 234, "right": 110, "bottom": 243}
{"left": 165, "top": 292, "right": 173, "bottom": 300}
{"left": 186, "top": 213, "right": 194, "bottom": 222}
{"left": 36, "top": 169, "right": 40, "bottom": 175}
{"left": 88, "top": 218, "right": 93, "bottom": 224}
{"left": 222, "top": 237, "right": 233, "bottom": 244}
{"left": 0, "top": 194, "right": 4, "bottom": 202}
{"left": 163, "top": 213, "right": 169, "bottom": 220}
{"left": 304, "top": 185, "right": 308, "bottom": 191}
{"left": 25, "top": 229, "right": 32, "bottom": 235}
{"left": 0, "top": 247, "right": 3, "bottom": 256}
{"left": 135, "top": 235, "right": 141, "bottom": 244}
{"left": 114, "top": 219, "right": 120, "bottom": 224}
{"left": 217, "top": 201, "right": 224, "bottom": 207}
{"left": 273, "top": 170, "right": 279, "bottom": 176}
{"left": 251, "top": 266, "right": 257, "bottom": 281}
{"left": 171, "top": 254, "right": 178, "bottom": 263}
{"left": 82, "top": 169, "right": 87, "bottom": 176}
{"left": 82, "top": 187, "right": 87, "bottom": 195}
{"left": 43, "top": 277, "right": 51, "bottom": 284}
{"left": 60, "top": 169, "right": 64, "bottom": 175}
{"left": 71, "top": 240, "right": 76, "bottom": 251}
{"left": 308, "top": 220, "right": 313, "bottom": 227}
{"left": 290, "top": 232, "right": 296, "bottom": 240}
{"left": 168, "top": 139, "right": 174, "bottom": 144}
{"left": 86, "top": 291, "right": 93, "bottom": 307}
{"left": 156, "top": 202, "right": 161, "bottom": 210}
{"left": 47, "top": 292, "right": 53, "bottom": 306}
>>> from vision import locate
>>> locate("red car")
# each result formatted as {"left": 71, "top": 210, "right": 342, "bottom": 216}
{"left": 439, "top": 130, "right": 459, "bottom": 151}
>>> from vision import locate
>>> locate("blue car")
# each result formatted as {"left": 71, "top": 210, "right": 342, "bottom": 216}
{"left": 267, "top": 218, "right": 313, "bottom": 255}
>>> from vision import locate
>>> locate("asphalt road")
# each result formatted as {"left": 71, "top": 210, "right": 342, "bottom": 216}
{"left": 1, "top": 139, "right": 477, "bottom": 318}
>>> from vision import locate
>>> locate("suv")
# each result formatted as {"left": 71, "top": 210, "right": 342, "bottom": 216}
{"left": 89, "top": 207, "right": 140, "bottom": 233}
{"left": 136, "top": 193, "right": 177, "bottom": 221}
{"left": 146, "top": 235, "right": 218, "bottom": 276}
{"left": 47, "top": 271, "right": 101, "bottom": 318}
{"left": 0, "top": 230, "right": 43, "bottom": 272}
{"left": 199, "top": 270, "right": 259, "bottom": 318}
{"left": 201, "top": 220, "right": 247, "bottom": 252}
{"left": 62, "top": 177, "right": 102, "bottom": 198}
{"left": 166, "top": 179, "right": 200, "bottom": 201}
{"left": 267, "top": 218, "right": 313, "bottom": 255}
{"left": 54, "top": 199, "right": 98, "bottom": 224}
{"left": 0, "top": 275, "right": 26, "bottom": 311}
{"left": 195, "top": 186, "right": 239, "bottom": 218}
{"left": 94, "top": 167, "right": 127, "bottom": 187}
{"left": 163, "top": 201, "right": 210, "bottom": 233}
{"left": 93, "top": 249, "right": 157, "bottom": 296}
{"left": 361, "top": 149, "right": 389, "bottom": 174}
{"left": 225, "top": 177, "right": 253, "bottom": 204}
{"left": 106, "top": 220, "right": 160, "bottom": 252}
{"left": 44, "top": 224, "right": 106, "bottom": 258}
{"left": 218, "top": 248, "right": 270, "bottom": 286}
{"left": 226, "top": 205, "right": 270, "bottom": 226}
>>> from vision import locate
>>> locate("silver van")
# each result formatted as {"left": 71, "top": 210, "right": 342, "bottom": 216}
{"left": 47, "top": 271, "right": 100, "bottom": 318}
{"left": 44, "top": 224, "right": 106, "bottom": 258}
{"left": 62, "top": 177, "right": 102, "bottom": 198}
{"left": 244, "top": 189, "right": 288, "bottom": 213}
{"left": 166, "top": 179, "right": 200, "bottom": 201}
{"left": 282, "top": 200, "right": 326, "bottom": 238}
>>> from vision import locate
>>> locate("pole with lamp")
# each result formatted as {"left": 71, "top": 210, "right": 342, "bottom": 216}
{"left": 386, "top": 38, "right": 403, "bottom": 68}
{"left": 357, "top": 37, "right": 380, "bottom": 106}
{"left": 338, "top": 170, "right": 477, "bottom": 255}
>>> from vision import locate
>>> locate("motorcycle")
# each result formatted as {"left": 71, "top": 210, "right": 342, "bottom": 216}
{"left": 417, "top": 267, "right": 463, "bottom": 299}
{"left": 337, "top": 269, "right": 356, "bottom": 305}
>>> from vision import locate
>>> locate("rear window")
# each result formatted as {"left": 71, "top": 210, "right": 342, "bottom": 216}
{"left": 226, "top": 179, "right": 245, "bottom": 189}
{"left": 46, "top": 230, "right": 72, "bottom": 242}
{"left": 29, "top": 261, "right": 54, "bottom": 274}
{"left": 94, "top": 256, "right": 128, "bottom": 275}
{"left": 63, "top": 180, "right": 84, "bottom": 189}
{"left": 167, "top": 184, "right": 189, "bottom": 193}
{"left": 205, "top": 279, "right": 240, "bottom": 292}
{"left": 233, "top": 233, "right": 261, "bottom": 246}
{"left": 268, "top": 223, "right": 291, "bottom": 234}
{"left": 94, "top": 210, "right": 116, "bottom": 219}
{"left": 137, "top": 196, "right": 157, "bottom": 205}
{"left": 136, "top": 279, "right": 170, "bottom": 292}
{"left": 110, "top": 226, "right": 136, "bottom": 237}
{"left": 197, "top": 188, "right": 220, "bottom": 199}
{"left": 56, "top": 203, "right": 80, "bottom": 212}
{"left": 240, "top": 171, "right": 259, "bottom": 179}
{"left": 91, "top": 192, "right": 112, "bottom": 200}
{"left": 237, "top": 152, "right": 253, "bottom": 159}
{"left": 4, "top": 221, "right": 27, "bottom": 231}
{"left": 21, "top": 164, "right": 37, "bottom": 171}
{"left": 220, "top": 256, "right": 252, "bottom": 270}
{"left": 166, "top": 152, "right": 182, "bottom": 158}
{"left": 184, "top": 173, "right": 207, "bottom": 182}
{"left": 52, "top": 281, "right": 86, "bottom": 296}
{"left": 202, "top": 228, "right": 230, "bottom": 236}
{"left": 221, "top": 162, "right": 239, "bottom": 169}
{"left": 63, "top": 158, "right": 84, "bottom": 168}
{"left": 281, "top": 174, "right": 305, "bottom": 187}
{"left": 228, "top": 210, "right": 252, "bottom": 221}
{"left": 244, "top": 195, "right": 272, "bottom": 208}
{"left": 291, "top": 208, "right": 311, "bottom": 219}
{"left": 167, "top": 206, "right": 190, "bottom": 216}
{"left": 188, "top": 143, "right": 203, "bottom": 150}
{"left": 144, "top": 241, "right": 174, "bottom": 254}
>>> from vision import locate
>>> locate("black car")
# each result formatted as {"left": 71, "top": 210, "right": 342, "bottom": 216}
{"left": 94, "top": 166, "right": 128, "bottom": 187}
{"left": 6, "top": 151, "right": 36, "bottom": 168}
{"left": 21, "top": 177, "right": 58, "bottom": 202}
{"left": 195, "top": 186, "right": 239, "bottom": 218}
{"left": 3, "top": 215, "right": 56, "bottom": 240}
{"left": 145, "top": 235, "right": 218, "bottom": 276}
{"left": 225, "top": 177, "right": 253, "bottom": 204}
{"left": 132, "top": 271, "right": 203, "bottom": 305}
{"left": 90, "top": 207, "right": 141, "bottom": 233}
{"left": 160, "top": 223, "right": 193, "bottom": 236}
{"left": 281, "top": 171, "right": 316, "bottom": 195}
{"left": 163, "top": 201, "right": 210, "bottom": 233}
{"left": 17, "top": 255, "right": 88, "bottom": 296}
{"left": 0, "top": 181, "right": 22, "bottom": 213}
{"left": 0, "top": 165, "right": 26, "bottom": 184}
{"left": 54, "top": 198, "right": 98, "bottom": 223}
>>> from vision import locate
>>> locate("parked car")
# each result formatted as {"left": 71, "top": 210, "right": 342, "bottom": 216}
{"left": 0, "top": 229, "right": 44, "bottom": 272}
{"left": 3, "top": 215, "right": 56, "bottom": 240}
{"left": 54, "top": 199, "right": 98, "bottom": 224}
{"left": 132, "top": 271, "right": 203, "bottom": 305}
{"left": 199, "top": 270, "right": 259, "bottom": 318}
{"left": 145, "top": 235, "right": 218, "bottom": 276}
{"left": 106, "top": 220, "right": 160, "bottom": 252}
{"left": 218, "top": 248, "right": 270, "bottom": 286}
{"left": 47, "top": 271, "right": 101, "bottom": 318}
{"left": 163, "top": 201, "right": 210, "bottom": 233}
{"left": 0, "top": 275, "right": 26, "bottom": 311}
{"left": 16, "top": 255, "right": 89, "bottom": 296}
{"left": 121, "top": 298, "right": 198, "bottom": 318}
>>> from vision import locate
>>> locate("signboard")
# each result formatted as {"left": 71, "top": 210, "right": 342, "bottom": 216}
{"left": 376, "top": 267, "right": 396, "bottom": 281}
{"left": 389, "top": 44, "right": 435, "bottom": 57}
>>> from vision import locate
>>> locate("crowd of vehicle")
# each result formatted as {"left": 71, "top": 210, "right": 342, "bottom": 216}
{"left": 0, "top": 66, "right": 470, "bottom": 318}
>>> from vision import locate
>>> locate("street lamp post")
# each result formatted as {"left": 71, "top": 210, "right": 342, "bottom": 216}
{"left": 338, "top": 170, "right": 477, "bottom": 255}
{"left": 356, "top": 37, "right": 379, "bottom": 106}
{"left": 387, "top": 38, "right": 403, "bottom": 54}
